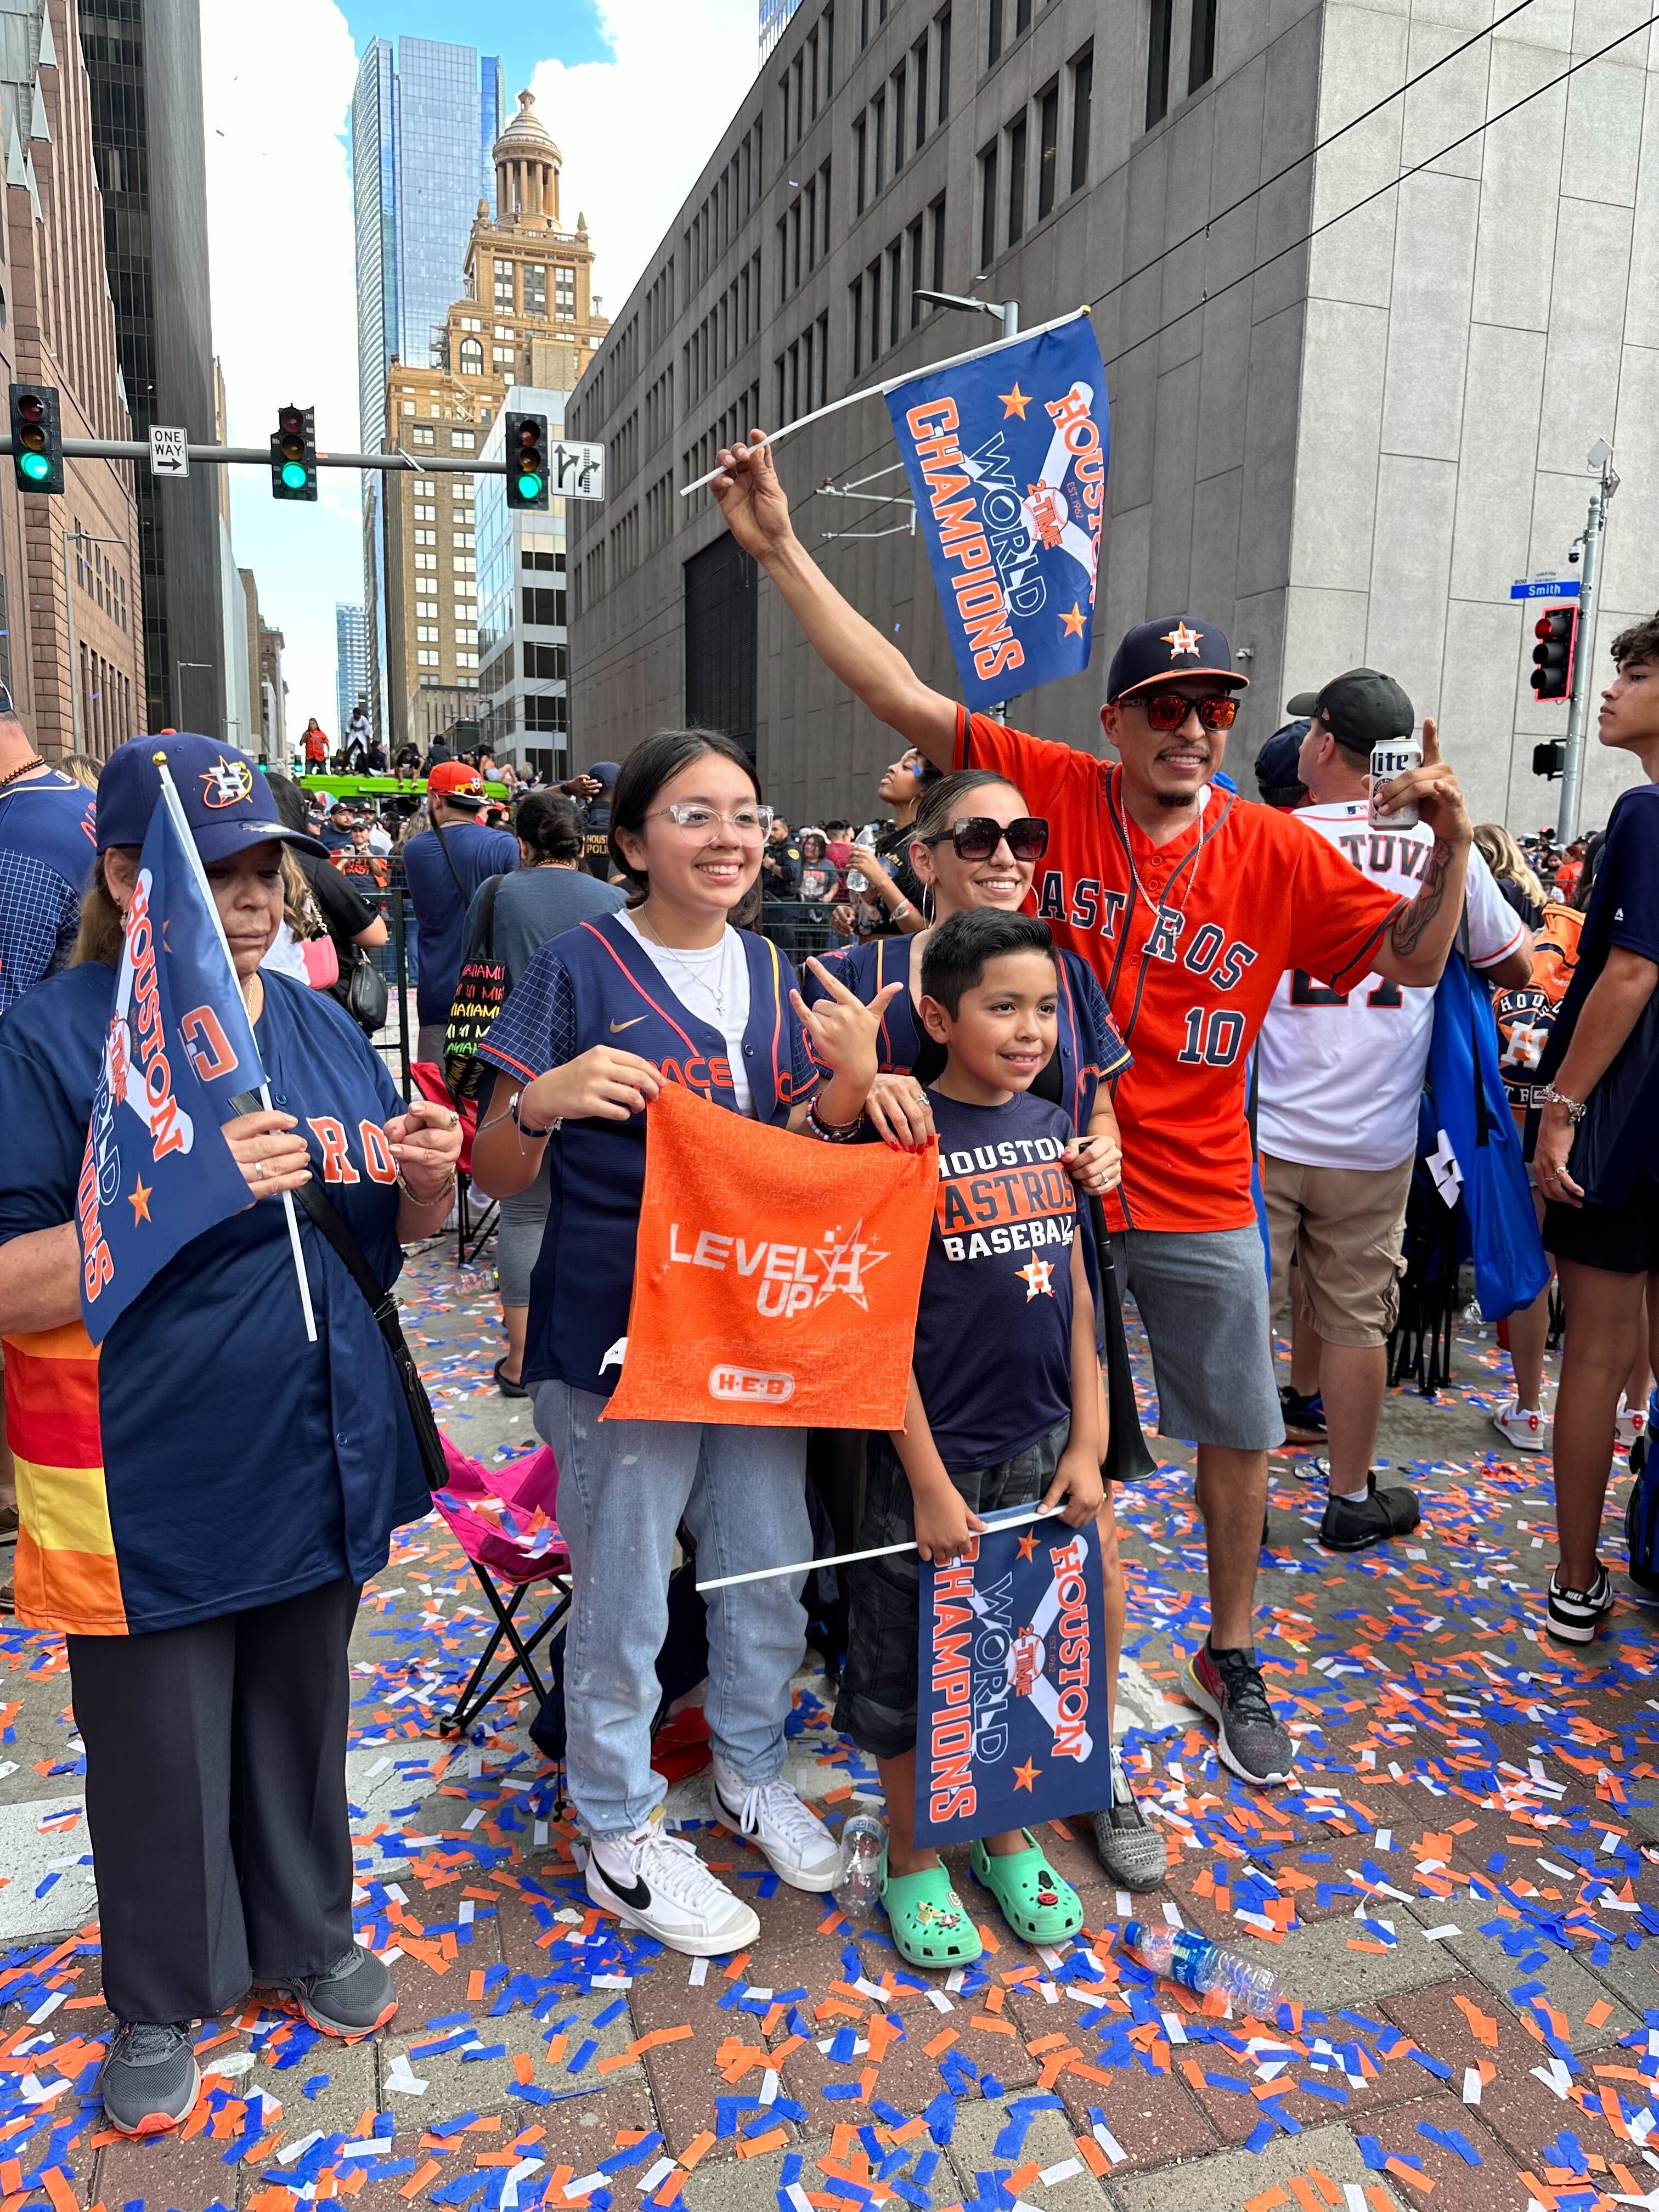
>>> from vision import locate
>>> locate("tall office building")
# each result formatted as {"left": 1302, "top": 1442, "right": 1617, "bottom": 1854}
{"left": 336, "top": 602, "right": 368, "bottom": 732}
{"left": 0, "top": 0, "right": 145, "bottom": 759}
{"left": 352, "top": 37, "right": 505, "bottom": 460}
{"left": 366, "top": 93, "right": 608, "bottom": 758}
{"left": 83, "top": 0, "right": 224, "bottom": 735}
{"left": 571, "top": 0, "right": 1659, "bottom": 834}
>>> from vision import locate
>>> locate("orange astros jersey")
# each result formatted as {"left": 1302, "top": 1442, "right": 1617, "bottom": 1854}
{"left": 955, "top": 708, "right": 1406, "bottom": 1234}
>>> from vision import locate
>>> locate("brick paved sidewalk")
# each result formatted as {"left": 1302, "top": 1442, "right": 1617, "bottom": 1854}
{"left": 0, "top": 1250, "right": 1654, "bottom": 2212}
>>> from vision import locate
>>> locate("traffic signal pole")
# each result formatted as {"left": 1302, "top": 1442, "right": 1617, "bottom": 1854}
{"left": 1558, "top": 443, "right": 1620, "bottom": 844}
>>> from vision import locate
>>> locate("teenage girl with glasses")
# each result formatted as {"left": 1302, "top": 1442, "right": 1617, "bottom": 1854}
{"left": 469, "top": 728, "right": 900, "bottom": 1957}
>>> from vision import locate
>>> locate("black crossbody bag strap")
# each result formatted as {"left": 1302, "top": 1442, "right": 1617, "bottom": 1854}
{"left": 431, "top": 817, "right": 470, "bottom": 903}
{"left": 229, "top": 1092, "right": 449, "bottom": 1492}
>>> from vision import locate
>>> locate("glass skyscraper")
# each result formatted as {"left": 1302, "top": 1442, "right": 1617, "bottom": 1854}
{"left": 335, "top": 603, "right": 368, "bottom": 733}
{"left": 759, "top": 0, "right": 803, "bottom": 58}
{"left": 351, "top": 37, "right": 504, "bottom": 456}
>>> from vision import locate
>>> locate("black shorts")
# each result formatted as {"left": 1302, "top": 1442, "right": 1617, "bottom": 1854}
{"left": 1544, "top": 1172, "right": 1659, "bottom": 1276}
{"left": 832, "top": 1420, "right": 1069, "bottom": 1762}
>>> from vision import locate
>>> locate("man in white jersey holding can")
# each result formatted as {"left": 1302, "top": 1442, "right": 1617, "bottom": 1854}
{"left": 1256, "top": 669, "right": 1535, "bottom": 1549}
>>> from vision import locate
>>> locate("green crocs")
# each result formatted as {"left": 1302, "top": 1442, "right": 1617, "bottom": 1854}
{"left": 969, "top": 1831, "right": 1084, "bottom": 1944}
{"left": 881, "top": 1851, "right": 984, "bottom": 1971}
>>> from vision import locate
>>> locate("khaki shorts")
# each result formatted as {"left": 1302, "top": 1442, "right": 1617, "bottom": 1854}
{"left": 1262, "top": 1152, "right": 1414, "bottom": 1349}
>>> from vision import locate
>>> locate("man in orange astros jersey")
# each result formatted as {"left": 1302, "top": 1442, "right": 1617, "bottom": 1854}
{"left": 712, "top": 431, "right": 1474, "bottom": 1789}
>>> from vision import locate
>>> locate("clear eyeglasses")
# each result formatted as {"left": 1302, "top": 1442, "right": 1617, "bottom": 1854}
{"left": 644, "top": 803, "right": 775, "bottom": 844}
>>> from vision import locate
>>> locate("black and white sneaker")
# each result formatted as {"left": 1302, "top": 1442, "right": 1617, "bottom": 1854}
{"left": 586, "top": 1805, "right": 761, "bottom": 1956}
{"left": 712, "top": 1756, "right": 840, "bottom": 1892}
{"left": 1090, "top": 1748, "right": 1167, "bottom": 1891}
{"left": 1545, "top": 1565, "right": 1616, "bottom": 1645}
{"left": 1279, "top": 1387, "right": 1326, "bottom": 1442}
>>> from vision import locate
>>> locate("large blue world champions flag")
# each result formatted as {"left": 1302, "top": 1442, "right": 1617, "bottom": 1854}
{"left": 915, "top": 1514, "right": 1108, "bottom": 1846}
{"left": 77, "top": 778, "right": 266, "bottom": 1344}
{"left": 887, "top": 310, "right": 1109, "bottom": 713}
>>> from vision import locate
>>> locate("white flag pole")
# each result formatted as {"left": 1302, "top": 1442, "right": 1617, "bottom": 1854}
{"left": 679, "top": 304, "right": 1092, "bottom": 499}
{"left": 153, "top": 759, "right": 318, "bottom": 1344}
{"left": 695, "top": 1502, "right": 1065, "bottom": 1593}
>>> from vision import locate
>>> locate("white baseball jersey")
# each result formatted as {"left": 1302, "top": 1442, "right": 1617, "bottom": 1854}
{"left": 1256, "top": 802, "right": 1527, "bottom": 1172}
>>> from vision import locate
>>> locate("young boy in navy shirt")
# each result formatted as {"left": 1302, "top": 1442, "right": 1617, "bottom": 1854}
{"left": 835, "top": 908, "right": 1104, "bottom": 1968}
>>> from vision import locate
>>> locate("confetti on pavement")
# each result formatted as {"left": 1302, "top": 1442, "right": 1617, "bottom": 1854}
{"left": 0, "top": 1246, "right": 1654, "bottom": 2212}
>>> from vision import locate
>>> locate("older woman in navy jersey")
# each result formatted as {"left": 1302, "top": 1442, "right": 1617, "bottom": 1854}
{"left": 804, "top": 767, "right": 1166, "bottom": 1893}
{"left": 472, "top": 728, "right": 896, "bottom": 1959}
{"left": 0, "top": 736, "right": 461, "bottom": 2136}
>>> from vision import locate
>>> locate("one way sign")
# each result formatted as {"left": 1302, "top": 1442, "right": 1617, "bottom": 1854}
{"left": 148, "top": 425, "right": 189, "bottom": 478}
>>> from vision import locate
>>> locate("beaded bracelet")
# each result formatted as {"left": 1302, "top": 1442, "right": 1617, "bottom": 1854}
{"left": 805, "top": 1094, "right": 866, "bottom": 1143}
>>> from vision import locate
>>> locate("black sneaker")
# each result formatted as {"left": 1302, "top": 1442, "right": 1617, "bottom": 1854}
{"left": 1090, "top": 1748, "right": 1168, "bottom": 1891}
{"left": 1185, "top": 1640, "right": 1295, "bottom": 1786}
{"left": 99, "top": 2021, "right": 199, "bottom": 2136}
{"left": 1319, "top": 1476, "right": 1421, "bottom": 1552}
{"left": 261, "top": 1944, "right": 397, "bottom": 2039}
{"left": 1279, "top": 1386, "right": 1326, "bottom": 1442}
{"left": 1546, "top": 1564, "right": 1615, "bottom": 1645}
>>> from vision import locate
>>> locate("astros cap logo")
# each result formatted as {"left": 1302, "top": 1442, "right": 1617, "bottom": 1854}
{"left": 200, "top": 755, "right": 253, "bottom": 809}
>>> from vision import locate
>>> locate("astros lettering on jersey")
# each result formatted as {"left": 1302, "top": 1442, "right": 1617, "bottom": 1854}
{"left": 953, "top": 707, "right": 1407, "bottom": 1234}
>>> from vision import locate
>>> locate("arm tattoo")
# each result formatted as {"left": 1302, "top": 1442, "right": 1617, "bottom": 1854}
{"left": 1390, "top": 836, "right": 1451, "bottom": 958}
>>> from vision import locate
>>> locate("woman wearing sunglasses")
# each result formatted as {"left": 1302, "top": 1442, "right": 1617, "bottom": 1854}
{"left": 804, "top": 768, "right": 1167, "bottom": 1893}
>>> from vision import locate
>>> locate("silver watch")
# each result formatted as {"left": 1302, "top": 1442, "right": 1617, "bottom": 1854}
{"left": 1539, "top": 1084, "right": 1588, "bottom": 1123}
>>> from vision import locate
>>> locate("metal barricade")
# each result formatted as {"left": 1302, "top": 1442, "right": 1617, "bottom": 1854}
{"left": 362, "top": 889, "right": 416, "bottom": 1101}
{"left": 760, "top": 901, "right": 843, "bottom": 966}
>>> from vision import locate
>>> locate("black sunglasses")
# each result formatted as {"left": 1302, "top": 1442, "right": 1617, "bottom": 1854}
{"left": 924, "top": 815, "right": 1049, "bottom": 862}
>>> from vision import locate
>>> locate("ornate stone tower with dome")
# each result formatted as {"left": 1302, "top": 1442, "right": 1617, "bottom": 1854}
{"left": 369, "top": 88, "right": 610, "bottom": 753}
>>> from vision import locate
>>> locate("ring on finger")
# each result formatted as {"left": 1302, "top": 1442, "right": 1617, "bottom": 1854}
{"left": 254, "top": 1160, "right": 266, "bottom": 1182}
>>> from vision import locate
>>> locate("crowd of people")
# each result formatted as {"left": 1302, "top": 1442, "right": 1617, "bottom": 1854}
{"left": 0, "top": 428, "right": 1655, "bottom": 2132}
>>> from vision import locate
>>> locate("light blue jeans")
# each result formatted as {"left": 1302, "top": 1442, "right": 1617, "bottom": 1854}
{"left": 533, "top": 1381, "right": 811, "bottom": 1835}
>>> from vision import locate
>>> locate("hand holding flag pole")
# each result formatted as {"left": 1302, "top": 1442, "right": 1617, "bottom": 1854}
{"left": 153, "top": 760, "right": 318, "bottom": 1344}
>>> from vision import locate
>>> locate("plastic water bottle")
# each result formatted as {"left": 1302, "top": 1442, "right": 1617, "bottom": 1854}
{"left": 832, "top": 1814, "right": 887, "bottom": 1921}
{"left": 1122, "top": 1921, "right": 1285, "bottom": 2016}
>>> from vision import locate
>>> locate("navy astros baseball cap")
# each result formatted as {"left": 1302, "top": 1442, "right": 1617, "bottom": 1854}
{"left": 1286, "top": 668, "right": 1413, "bottom": 755}
{"left": 1255, "top": 721, "right": 1309, "bottom": 794}
{"left": 1107, "top": 616, "right": 1248, "bottom": 702}
{"left": 589, "top": 759, "right": 621, "bottom": 787}
{"left": 97, "top": 733, "right": 328, "bottom": 860}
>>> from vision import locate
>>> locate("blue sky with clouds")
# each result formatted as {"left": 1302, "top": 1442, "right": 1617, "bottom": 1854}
{"left": 202, "top": 0, "right": 757, "bottom": 748}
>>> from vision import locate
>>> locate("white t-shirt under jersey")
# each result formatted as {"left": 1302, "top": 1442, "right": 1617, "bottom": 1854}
{"left": 617, "top": 910, "right": 755, "bottom": 1114}
{"left": 1256, "top": 802, "right": 1526, "bottom": 1172}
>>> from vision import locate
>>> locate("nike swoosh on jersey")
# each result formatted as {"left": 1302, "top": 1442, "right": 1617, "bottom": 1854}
{"left": 591, "top": 1857, "right": 651, "bottom": 1910}
{"left": 609, "top": 1016, "right": 648, "bottom": 1032}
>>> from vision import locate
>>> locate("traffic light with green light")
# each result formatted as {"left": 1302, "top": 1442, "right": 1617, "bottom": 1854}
{"left": 10, "top": 383, "right": 63, "bottom": 494}
{"left": 270, "top": 403, "right": 317, "bottom": 500}
{"left": 505, "top": 411, "right": 549, "bottom": 511}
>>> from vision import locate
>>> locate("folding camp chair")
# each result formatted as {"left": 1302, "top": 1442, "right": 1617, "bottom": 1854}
{"left": 410, "top": 1061, "right": 498, "bottom": 1266}
{"left": 432, "top": 1436, "right": 571, "bottom": 1736}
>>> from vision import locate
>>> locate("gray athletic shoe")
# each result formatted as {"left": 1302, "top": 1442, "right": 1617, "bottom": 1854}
{"left": 1090, "top": 1748, "right": 1168, "bottom": 1891}
{"left": 263, "top": 1943, "right": 397, "bottom": 2039}
{"left": 99, "top": 2019, "right": 199, "bottom": 2136}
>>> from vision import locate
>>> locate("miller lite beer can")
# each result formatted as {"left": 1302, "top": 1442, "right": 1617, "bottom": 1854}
{"left": 1370, "top": 736, "right": 1423, "bottom": 829}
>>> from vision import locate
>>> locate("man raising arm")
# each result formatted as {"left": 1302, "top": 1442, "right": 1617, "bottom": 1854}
{"left": 713, "top": 428, "right": 1474, "bottom": 1792}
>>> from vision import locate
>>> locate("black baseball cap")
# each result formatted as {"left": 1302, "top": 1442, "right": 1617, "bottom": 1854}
{"left": 1255, "top": 721, "right": 1308, "bottom": 795}
{"left": 1106, "top": 616, "right": 1247, "bottom": 703}
{"left": 1286, "top": 668, "right": 1413, "bottom": 756}
{"left": 98, "top": 733, "right": 327, "bottom": 860}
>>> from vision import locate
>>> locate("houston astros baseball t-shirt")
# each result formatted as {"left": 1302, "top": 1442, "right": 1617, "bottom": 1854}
{"left": 953, "top": 707, "right": 1408, "bottom": 1235}
{"left": 913, "top": 1087, "right": 1081, "bottom": 1473}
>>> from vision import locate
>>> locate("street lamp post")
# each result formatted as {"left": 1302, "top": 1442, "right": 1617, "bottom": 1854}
{"left": 62, "top": 528, "right": 126, "bottom": 754}
{"left": 176, "top": 659, "right": 215, "bottom": 735}
{"left": 912, "top": 289, "right": 1020, "bottom": 340}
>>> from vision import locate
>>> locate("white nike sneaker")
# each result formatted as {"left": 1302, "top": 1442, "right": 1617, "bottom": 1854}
{"left": 1617, "top": 1398, "right": 1649, "bottom": 1450}
{"left": 1492, "top": 1398, "right": 1547, "bottom": 1452}
{"left": 712, "top": 1754, "right": 842, "bottom": 1893}
{"left": 586, "top": 1806, "right": 760, "bottom": 1956}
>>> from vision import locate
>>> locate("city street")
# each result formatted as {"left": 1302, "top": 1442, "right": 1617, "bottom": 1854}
{"left": 1, "top": 1243, "right": 1654, "bottom": 2212}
